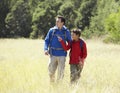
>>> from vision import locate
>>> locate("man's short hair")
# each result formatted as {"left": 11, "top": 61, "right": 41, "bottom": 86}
{"left": 71, "top": 29, "right": 81, "bottom": 37}
{"left": 57, "top": 15, "right": 65, "bottom": 25}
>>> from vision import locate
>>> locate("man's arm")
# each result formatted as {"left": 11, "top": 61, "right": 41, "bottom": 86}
{"left": 44, "top": 29, "right": 52, "bottom": 55}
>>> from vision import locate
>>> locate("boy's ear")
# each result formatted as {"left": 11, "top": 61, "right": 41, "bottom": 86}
{"left": 76, "top": 34, "right": 79, "bottom": 37}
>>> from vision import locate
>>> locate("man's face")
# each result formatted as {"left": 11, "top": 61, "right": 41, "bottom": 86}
{"left": 56, "top": 18, "right": 64, "bottom": 29}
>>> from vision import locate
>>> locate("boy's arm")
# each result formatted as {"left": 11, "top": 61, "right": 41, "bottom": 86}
{"left": 81, "top": 42, "right": 87, "bottom": 63}
{"left": 80, "top": 42, "right": 87, "bottom": 65}
{"left": 58, "top": 37, "right": 71, "bottom": 51}
{"left": 60, "top": 40, "right": 71, "bottom": 51}
{"left": 82, "top": 42, "right": 87, "bottom": 59}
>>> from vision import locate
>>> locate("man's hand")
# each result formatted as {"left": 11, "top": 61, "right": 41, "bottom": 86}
{"left": 44, "top": 50, "right": 49, "bottom": 55}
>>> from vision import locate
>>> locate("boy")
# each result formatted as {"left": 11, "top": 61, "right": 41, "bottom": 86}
{"left": 58, "top": 29, "right": 87, "bottom": 84}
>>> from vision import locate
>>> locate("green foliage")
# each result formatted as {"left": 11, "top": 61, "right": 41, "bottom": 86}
{"left": 31, "top": 1, "right": 62, "bottom": 38}
{"left": 5, "top": 0, "right": 32, "bottom": 38}
{"left": 104, "top": 9, "right": 120, "bottom": 44}
{"left": 87, "top": 0, "right": 119, "bottom": 37}
{"left": 0, "top": 0, "right": 120, "bottom": 43}
{"left": 58, "top": 2, "right": 77, "bottom": 29}
{"left": 0, "top": 0, "right": 10, "bottom": 37}
{"left": 82, "top": 27, "right": 92, "bottom": 39}
{"left": 78, "top": 0, "right": 97, "bottom": 30}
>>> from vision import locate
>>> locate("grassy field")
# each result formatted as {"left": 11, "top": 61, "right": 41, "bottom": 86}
{"left": 0, "top": 39, "right": 120, "bottom": 93}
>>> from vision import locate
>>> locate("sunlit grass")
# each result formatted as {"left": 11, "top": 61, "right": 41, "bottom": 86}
{"left": 0, "top": 39, "right": 120, "bottom": 93}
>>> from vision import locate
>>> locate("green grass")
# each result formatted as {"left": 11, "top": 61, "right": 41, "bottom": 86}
{"left": 0, "top": 39, "right": 120, "bottom": 93}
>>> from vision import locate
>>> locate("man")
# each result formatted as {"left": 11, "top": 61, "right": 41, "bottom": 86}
{"left": 44, "top": 15, "right": 71, "bottom": 83}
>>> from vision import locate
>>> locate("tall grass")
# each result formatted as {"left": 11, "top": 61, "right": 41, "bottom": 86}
{"left": 0, "top": 39, "right": 120, "bottom": 93}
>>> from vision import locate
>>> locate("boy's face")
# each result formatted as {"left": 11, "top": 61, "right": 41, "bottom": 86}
{"left": 71, "top": 32, "right": 79, "bottom": 40}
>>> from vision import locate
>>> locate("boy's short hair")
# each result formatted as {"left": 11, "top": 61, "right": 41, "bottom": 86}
{"left": 71, "top": 29, "right": 81, "bottom": 37}
{"left": 57, "top": 15, "right": 65, "bottom": 25}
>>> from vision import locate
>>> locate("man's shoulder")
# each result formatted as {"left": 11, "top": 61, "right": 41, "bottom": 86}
{"left": 51, "top": 26, "right": 58, "bottom": 30}
{"left": 49, "top": 27, "right": 55, "bottom": 31}
{"left": 63, "top": 26, "right": 69, "bottom": 31}
{"left": 62, "top": 26, "right": 70, "bottom": 36}
{"left": 48, "top": 27, "right": 56, "bottom": 33}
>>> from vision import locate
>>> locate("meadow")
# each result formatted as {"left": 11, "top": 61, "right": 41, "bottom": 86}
{"left": 0, "top": 39, "right": 120, "bottom": 93}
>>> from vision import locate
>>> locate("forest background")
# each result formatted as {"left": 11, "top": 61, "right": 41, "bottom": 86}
{"left": 0, "top": 0, "right": 120, "bottom": 43}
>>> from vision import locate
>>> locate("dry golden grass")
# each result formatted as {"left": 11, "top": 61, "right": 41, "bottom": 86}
{"left": 0, "top": 39, "right": 120, "bottom": 93}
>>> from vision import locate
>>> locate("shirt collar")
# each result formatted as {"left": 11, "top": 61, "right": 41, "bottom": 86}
{"left": 53, "top": 25, "right": 67, "bottom": 30}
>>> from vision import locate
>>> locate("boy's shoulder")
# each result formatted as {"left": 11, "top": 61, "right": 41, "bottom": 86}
{"left": 79, "top": 38, "right": 87, "bottom": 48}
{"left": 80, "top": 38, "right": 86, "bottom": 44}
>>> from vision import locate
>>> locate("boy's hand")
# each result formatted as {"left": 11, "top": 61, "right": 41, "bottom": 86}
{"left": 57, "top": 36, "right": 62, "bottom": 41}
{"left": 81, "top": 58, "right": 84, "bottom": 63}
{"left": 79, "top": 58, "right": 84, "bottom": 68}
{"left": 79, "top": 62, "right": 84, "bottom": 68}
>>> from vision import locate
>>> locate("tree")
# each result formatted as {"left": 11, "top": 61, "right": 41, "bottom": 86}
{"left": 0, "top": 0, "right": 10, "bottom": 37}
{"left": 104, "top": 8, "right": 120, "bottom": 43}
{"left": 31, "top": 0, "right": 62, "bottom": 38}
{"left": 88, "top": 0, "right": 119, "bottom": 36}
{"left": 5, "top": 0, "right": 32, "bottom": 38}
{"left": 58, "top": 1, "right": 77, "bottom": 29}
{"left": 77, "top": 0, "right": 97, "bottom": 30}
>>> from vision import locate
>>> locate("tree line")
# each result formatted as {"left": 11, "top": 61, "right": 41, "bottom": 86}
{"left": 0, "top": 0, "right": 120, "bottom": 43}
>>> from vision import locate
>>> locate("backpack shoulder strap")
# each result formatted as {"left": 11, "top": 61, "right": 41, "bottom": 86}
{"left": 50, "top": 29, "right": 56, "bottom": 43}
{"left": 48, "top": 29, "right": 56, "bottom": 47}
{"left": 48, "top": 29, "right": 56, "bottom": 56}
{"left": 64, "top": 30, "right": 67, "bottom": 41}
{"left": 80, "top": 39, "right": 84, "bottom": 49}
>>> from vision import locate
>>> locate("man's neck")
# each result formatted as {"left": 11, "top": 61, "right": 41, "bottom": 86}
{"left": 58, "top": 27, "right": 62, "bottom": 30}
